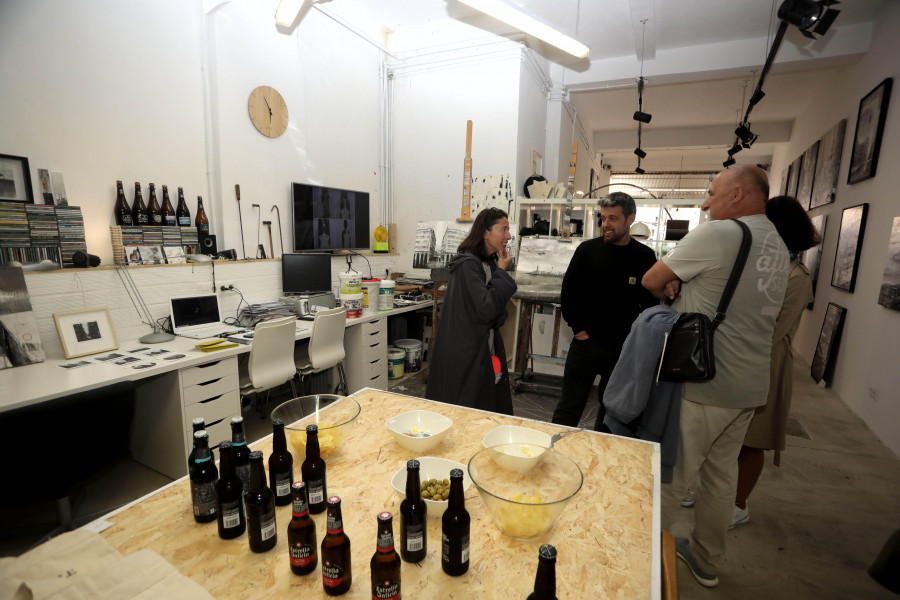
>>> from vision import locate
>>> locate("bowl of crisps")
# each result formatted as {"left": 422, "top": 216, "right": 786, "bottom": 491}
{"left": 271, "top": 395, "right": 360, "bottom": 460}
{"left": 468, "top": 444, "right": 582, "bottom": 540}
{"left": 390, "top": 456, "right": 472, "bottom": 518}
{"left": 385, "top": 410, "right": 453, "bottom": 453}
{"left": 481, "top": 425, "right": 552, "bottom": 474}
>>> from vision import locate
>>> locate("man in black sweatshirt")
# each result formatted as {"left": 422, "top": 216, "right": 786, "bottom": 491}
{"left": 551, "top": 192, "right": 658, "bottom": 431}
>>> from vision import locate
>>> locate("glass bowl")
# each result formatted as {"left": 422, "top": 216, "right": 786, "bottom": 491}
{"left": 270, "top": 394, "right": 360, "bottom": 460}
{"left": 468, "top": 443, "right": 583, "bottom": 540}
{"left": 385, "top": 410, "right": 453, "bottom": 453}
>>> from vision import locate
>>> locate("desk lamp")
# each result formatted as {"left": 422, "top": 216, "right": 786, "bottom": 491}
{"left": 116, "top": 266, "right": 175, "bottom": 343}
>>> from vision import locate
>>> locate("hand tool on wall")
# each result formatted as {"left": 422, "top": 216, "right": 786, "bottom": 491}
{"left": 263, "top": 220, "right": 274, "bottom": 260}
{"left": 270, "top": 205, "right": 284, "bottom": 257}
{"left": 252, "top": 203, "right": 262, "bottom": 258}
{"left": 458, "top": 119, "right": 473, "bottom": 222}
{"left": 235, "top": 184, "right": 248, "bottom": 259}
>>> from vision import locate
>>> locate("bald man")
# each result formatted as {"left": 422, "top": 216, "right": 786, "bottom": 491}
{"left": 643, "top": 165, "right": 790, "bottom": 588}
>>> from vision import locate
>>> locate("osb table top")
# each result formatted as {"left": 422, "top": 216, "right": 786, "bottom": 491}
{"left": 99, "top": 389, "right": 660, "bottom": 599}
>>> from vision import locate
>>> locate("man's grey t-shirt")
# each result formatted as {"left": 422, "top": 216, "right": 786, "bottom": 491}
{"left": 662, "top": 214, "right": 789, "bottom": 409}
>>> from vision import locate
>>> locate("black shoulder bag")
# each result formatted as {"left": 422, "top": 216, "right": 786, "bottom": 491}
{"left": 658, "top": 219, "right": 752, "bottom": 382}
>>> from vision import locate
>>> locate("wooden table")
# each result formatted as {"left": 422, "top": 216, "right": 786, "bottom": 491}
{"left": 99, "top": 390, "right": 660, "bottom": 598}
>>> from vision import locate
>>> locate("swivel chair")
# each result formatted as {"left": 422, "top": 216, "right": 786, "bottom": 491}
{"left": 239, "top": 316, "right": 300, "bottom": 417}
{"left": 296, "top": 306, "right": 348, "bottom": 395}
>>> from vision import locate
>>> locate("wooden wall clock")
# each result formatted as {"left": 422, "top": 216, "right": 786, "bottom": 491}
{"left": 248, "top": 85, "right": 288, "bottom": 138}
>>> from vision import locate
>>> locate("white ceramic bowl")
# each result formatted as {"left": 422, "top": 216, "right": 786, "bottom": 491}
{"left": 481, "top": 425, "right": 552, "bottom": 474}
{"left": 385, "top": 410, "right": 453, "bottom": 453}
{"left": 390, "top": 456, "right": 472, "bottom": 518}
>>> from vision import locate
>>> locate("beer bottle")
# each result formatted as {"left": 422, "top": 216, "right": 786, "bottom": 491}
{"left": 246, "top": 450, "right": 278, "bottom": 552}
{"left": 371, "top": 512, "right": 401, "bottom": 600}
{"left": 176, "top": 187, "right": 191, "bottom": 226}
{"left": 399, "top": 459, "right": 426, "bottom": 563}
{"left": 269, "top": 418, "right": 294, "bottom": 507}
{"left": 301, "top": 424, "right": 327, "bottom": 514}
{"left": 441, "top": 468, "right": 470, "bottom": 576}
{"left": 321, "top": 496, "right": 352, "bottom": 596}
{"left": 215, "top": 440, "right": 246, "bottom": 539}
{"left": 187, "top": 417, "right": 205, "bottom": 477}
{"left": 526, "top": 545, "right": 558, "bottom": 600}
{"left": 162, "top": 185, "right": 177, "bottom": 226}
{"left": 132, "top": 182, "right": 148, "bottom": 225}
{"left": 288, "top": 481, "right": 318, "bottom": 575}
{"left": 114, "top": 180, "right": 133, "bottom": 226}
{"left": 195, "top": 196, "right": 210, "bottom": 234}
{"left": 189, "top": 430, "right": 218, "bottom": 523}
{"left": 230, "top": 416, "right": 251, "bottom": 501}
{"left": 147, "top": 183, "right": 162, "bottom": 225}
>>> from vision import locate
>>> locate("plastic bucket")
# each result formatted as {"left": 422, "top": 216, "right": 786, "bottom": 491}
{"left": 378, "top": 279, "right": 395, "bottom": 311}
{"left": 341, "top": 293, "right": 364, "bottom": 319}
{"left": 388, "top": 348, "right": 405, "bottom": 379}
{"left": 339, "top": 271, "right": 362, "bottom": 295}
{"left": 361, "top": 278, "right": 380, "bottom": 315}
{"left": 394, "top": 338, "right": 423, "bottom": 372}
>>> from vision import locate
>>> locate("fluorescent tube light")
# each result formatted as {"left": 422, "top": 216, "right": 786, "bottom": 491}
{"left": 458, "top": 0, "right": 590, "bottom": 59}
{"left": 275, "top": 0, "right": 307, "bottom": 28}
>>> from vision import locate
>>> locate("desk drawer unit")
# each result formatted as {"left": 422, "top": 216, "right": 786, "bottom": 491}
{"left": 344, "top": 318, "right": 388, "bottom": 393}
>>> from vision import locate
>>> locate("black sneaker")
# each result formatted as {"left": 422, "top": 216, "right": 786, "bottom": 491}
{"left": 675, "top": 535, "right": 719, "bottom": 588}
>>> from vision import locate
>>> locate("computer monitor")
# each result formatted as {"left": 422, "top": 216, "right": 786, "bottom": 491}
{"left": 282, "top": 253, "right": 332, "bottom": 295}
{"left": 169, "top": 294, "right": 222, "bottom": 335}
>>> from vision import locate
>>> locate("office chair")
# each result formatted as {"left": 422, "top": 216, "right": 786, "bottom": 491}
{"left": 240, "top": 316, "right": 300, "bottom": 417}
{"left": 296, "top": 306, "right": 348, "bottom": 395}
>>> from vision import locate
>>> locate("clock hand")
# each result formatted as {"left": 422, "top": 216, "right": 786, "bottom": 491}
{"left": 264, "top": 96, "right": 272, "bottom": 120}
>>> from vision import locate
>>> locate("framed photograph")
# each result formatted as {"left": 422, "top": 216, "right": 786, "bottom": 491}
{"left": 37, "top": 168, "right": 54, "bottom": 204}
{"left": 53, "top": 307, "right": 120, "bottom": 359}
{"left": 811, "top": 302, "right": 847, "bottom": 385}
{"left": 786, "top": 156, "right": 802, "bottom": 197}
{"left": 50, "top": 171, "right": 68, "bottom": 206}
{"left": 810, "top": 120, "right": 846, "bottom": 209}
{"left": 0, "top": 153, "right": 34, "bottom": 203}
{"left": 779, "top": 164, "right": 791, "bottom": 196}
{"left": 139, "top": 245, "right": 165, "bottom": 265}
{"left": 796, "top": 141, "right": 819, "bottom": 210}
{"left": 848, "top": 78, "right": 893, "bottom": 184}
{"left": 831, "top": 203, "right": 868, "bottom": 292}
{"left": 531, "top": 150, "right": 543, "bottom": 176}
{"left": 877, "top": 216, "right": 900, "bottom": 312}
{"left": 802, "top": 214, "right": 827, "bottom": 305}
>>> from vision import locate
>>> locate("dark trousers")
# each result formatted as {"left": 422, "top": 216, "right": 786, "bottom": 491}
{"left": 551, "top": 337, "right": 620, "bottom": 431}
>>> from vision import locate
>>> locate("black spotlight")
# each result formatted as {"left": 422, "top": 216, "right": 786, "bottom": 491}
{"left": 635, "top": 166, "right": 646, "bottom": 174}
{"left": 749, "top": 89, "right": 766, "bottom": 107}
{"left": 723, "top": 157, "right": 736, "bottom": 168}
{"left": 634, "top": 147, "right": 647, "bottom": 159}
{"left": 735, "top": 123, "right": 758, "bottom": 148}
{"left": 778, "top": 0, "right": 840, "bottom": 39}
{"left": 727, "top": 143, "right": 743, "bottom": 156}
{"left": 633, "top": 111, "right": 652, "bottom": 124}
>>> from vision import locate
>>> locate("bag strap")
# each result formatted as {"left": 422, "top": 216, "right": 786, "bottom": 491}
{"left": 711, "top": 219, "right": 752, "bottom": 331}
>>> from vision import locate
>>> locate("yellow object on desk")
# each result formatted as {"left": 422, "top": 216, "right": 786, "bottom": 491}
{"left": 196, "top": 339, "right": 239, "bottom": 352}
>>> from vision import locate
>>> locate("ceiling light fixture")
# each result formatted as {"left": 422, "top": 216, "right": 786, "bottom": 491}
{"left": 458, "top": 0, "right": 590, "bottom": 58}
{"left": 735, "top": 122, "right": 759, "bottom": 148}
{"left": 275, "top": 0, "right": 308, "bottom": 28}
{"left": 634, "top": 147, "right": 647, "bottom": 159}
{"left": 633, "top": 19, "right": 651, "bottom": 174}
{"left": 727, "top": 143, "right": 744, "bottom": 156}
{"left": 777, "top": 0, "right": 841, "bottom": 39}
{"left": 723, "top": 157, "right": 736, "bottom": 168}
{"left": 635, "top": 166, "right": 646, "bottom": 175}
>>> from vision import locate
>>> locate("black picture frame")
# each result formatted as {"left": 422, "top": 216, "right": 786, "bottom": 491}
{"left": 831, "top": 203, "right": 868, "bottom": 293}
{"left": 786, "top": 156, "right": 802, "bottom": 198}
{"left": 811, "top": 302, "right": 846, "bottom": 385}
{"left": 801, "top": 214, "right": 827, "bottom": 307}
{"left": 0, "top": 153, "right": 34, "bottom": 204}
{"left": 848, "top": 78, "right": 892, "bottom": 184}
{"left": 810, "top": 120, "right": 846, "bottom": 210}
{"left": 796, "top": 141, "right": 819, "bottom": 210}
{"left": 877, "top": 216, "right": 900, "bottom": 312}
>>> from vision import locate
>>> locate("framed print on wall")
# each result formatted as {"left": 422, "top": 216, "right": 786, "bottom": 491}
{"left": 810, "top": 120, "right": 846, "bottom": 209}
{"left": 831, "top": 203, "right": 868, "bottom": 292}
{"left": 848, "top": 78, "right": 893, "bottom": 184}
{"left": 810, "top": 302, "right": 847, "bottom": 385}
{"left": 802, "top": 214, "right": 827, "bottom": 305}
{"left": 877, "top": 216, "right": 900, "bottom": 312}
{"left": 796, "top": 141, "right": 819, "bottom": 210}
{"left": 786, "top": 156, "right": 802, "bottom": 198}
{"left": 0, "top": 153, "right": 34, "bottom": 203}
{"left": 53, "top": 307, "right": 120, "bottom": 359}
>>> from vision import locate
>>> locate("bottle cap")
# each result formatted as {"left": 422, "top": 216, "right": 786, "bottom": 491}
{"left": 378, "top": 511, "right": 392, "bottom": 521}
{"left": 116, "top": 180, "right": 122, "bottom": 184}
{"left": 407, "top": 459, "right": 420, "bottom": 469}
{"left": 231, "top": 416, "right": 243, "bottom": 425}
{"left": 193, "top": 430, "right": 208, "bottom": 440}
{"left": 272, "top": 418, "right": 284, "bottom": 427}
{"left": 249, "top": 450, "right": 264, "bottom": 460}
{"left": 539, "top": 544, "right": 557, "bottom": 560}
{"left": 219, "top": 440, "right": 232, "bottom": 450}
{"left": 327, "top": 496, "right": 341, "bottom": 505}
{"left": 306, "top": 424, "right": 318, "bottom": 433}
{"left": 449, "top": 468, "right": 463, "bottom": 478}
{"left": 292, "top": 481, "right": 306, "bottom": 491}
{"left": 192, "top": 417, "right": 205, "bottom": 426}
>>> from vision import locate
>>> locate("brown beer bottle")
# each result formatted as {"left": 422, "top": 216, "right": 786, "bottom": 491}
{"left": 288, "top": 481, "right": 318, "bottom": 575}
{"left": 371, "top": 512, "right": 401, "bottom": 600}
{"left": 132, "top": 182, "right": 148, "bottom": 225}
{"left": 399, "top": 459, "right": 426, "bottom": 563}
{"left": 176, "top": 187, "right": 191, "bottom": 226}
{"left": 189, "top": 431, "right": 218, "bottom": 523}
{"left": 230, "top": 416, "right": 251, "bottom": 501}
{"left": 215, "top": 441, "right": 246, "bottom": 539}
{"left": 147, "top": 183, "right": 162, "bottom": 225}
{"left": 195, "top": 196, "right": 210, "bottom": 234}
{"left": 162, "top": 185, "right": 177, "bottom": 226}
{"left": 321, "top": 496, "right": 352, "bottom": 595}
{"left": 187, "top": 417, "right": 205, "bottom": 477}
{"left": 526, "top": 545, "right": 558, "bottom": 600}
{"left": 301, "top": 424, "right": 327, "bottom": 514}
{"left": 246, "top": 450, "right": 278, "bottom": 552}
{"left": 114, "top": 180, "right": 133, "bottom": 226}
{"left": 441, "top": 468, "right": 470, "bottom": 576}
{"left": 269, "top": 418, "right": 294, "bottom": 506}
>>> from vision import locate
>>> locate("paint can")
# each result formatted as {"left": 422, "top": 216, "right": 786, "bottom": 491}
{"left": 394, "top": 338, "right": 423, "bottom": 373}
{"left": 388, "top": 348, "right": 405, "bottom": 379}
{"left": 339, "top": 270, "right": 362, "bottom": 295}
{"left": 341, "top": 293, "right": 364, "bottom": 319}
{"left": 378, "top": 279, "right": 395, "bottom": 311}
{"left": 361, "top": 278, "right": 380, "bottom": 315}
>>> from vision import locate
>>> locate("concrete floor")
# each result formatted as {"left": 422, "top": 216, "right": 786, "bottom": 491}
{"left": 3, "top": 359, "right": 898, "bottom": 599}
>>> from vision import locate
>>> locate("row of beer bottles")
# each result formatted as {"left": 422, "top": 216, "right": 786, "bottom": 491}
{"left": 114, "top": 180, "right": 208, "bottom": 232}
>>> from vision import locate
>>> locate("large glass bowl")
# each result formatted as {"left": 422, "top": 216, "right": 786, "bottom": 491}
{"left": 468, "top": 443, "right": 583, "bottom": 540}
{"left": 270, "top": 394, "right": 360, "bottom": 460}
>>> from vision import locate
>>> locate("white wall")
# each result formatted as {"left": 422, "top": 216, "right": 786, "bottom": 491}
{"left": 771, "top": 2, "right": 900, "bottom": 456}
{"left": 517, "top": 52, "right": 550, "bottom": 200}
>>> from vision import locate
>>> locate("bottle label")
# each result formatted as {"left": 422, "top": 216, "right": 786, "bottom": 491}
{"left": 178, "top": 216, "right": 190, "bottom": 226}
{"left": 322, "top": 562, "right": 345, "bottom": 588}
{"left": 198, "top": 224, "right": 209, "bottom": 234}
{"left": 377, "top": 531, "right": 394, "bottom": 552}
{"left": 290, "top": 542, "right": 315, "bottom": 567}
{"left": 165, "top": 215, "right": 177, "bottom": 226}
{"left": 260, "top": 511, "right": 276, "bottom": 541}
{"left": 308, "top": 480, "right": 325, "bottom": 505}
{"left": 373, "top": 579, "right": 400, "bottom": 599}
{"left": 121, "top": 214, "right": 133, "bottom": 225}
{"left": 461, "top": 535, "right": 470, "bottom": 562}
{"left": 274, "top": 471, "right": 293, "bottom": 498}
{"left": 222, "top": 501, "right": 241, "bottom": 528}
{"left": 152, "top": 214, "right": 162, "bottom": 224}
{"left": 326, "top": 513, "right": 343, "bottom": 534}
{"left": 292, "top": 497, "right": 309, "bottom": 516}
{"left": 406, "top": 525, "right": 424, "bottom": 552}
{"left": 442, "top": 532, "right": 469, "bottom": 564}
{"left": 136, "top": 214, "right": 148, "bottom": 224}
{"left": 191, "top": 481, "right": 216, "bottom": 516}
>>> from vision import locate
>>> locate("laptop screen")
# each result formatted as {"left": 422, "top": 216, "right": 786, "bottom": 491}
{"left": 170, "top": 295, "right": 221, "bottom": 331}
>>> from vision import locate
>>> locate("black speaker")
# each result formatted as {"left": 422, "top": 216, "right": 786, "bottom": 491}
{"left": 72, "top": 251, "right": 101, "bottom": 267}
{"left": 199, "top": 234, "right": 217, "bottom": 255}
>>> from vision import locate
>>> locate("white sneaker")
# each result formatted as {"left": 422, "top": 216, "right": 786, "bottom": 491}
{"left": 681, "top": 490, "right": 695, "bottom": 508}
{"left": 729, "top": 504, "right": 750, "bottom": 529}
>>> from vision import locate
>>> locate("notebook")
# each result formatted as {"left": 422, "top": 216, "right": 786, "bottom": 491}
{"left": 169, "top": 294, "right": 228, "bottom": 339}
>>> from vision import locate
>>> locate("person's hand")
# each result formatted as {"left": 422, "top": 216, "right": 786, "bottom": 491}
{"left": 663, "top": 279, "right": 681, "bottom": 301}
{"left": 497, "top": 247, "right": 511, "bottom": 270}
{"left": 574, "top": 330, "right": 589, "bottom": 341}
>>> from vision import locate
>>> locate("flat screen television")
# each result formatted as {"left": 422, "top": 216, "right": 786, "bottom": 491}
{"left": 282, "top": 253, "right": 332, "bottom": 295}
{"left": 292, "top": 182, "right": 370, "bottom": 251}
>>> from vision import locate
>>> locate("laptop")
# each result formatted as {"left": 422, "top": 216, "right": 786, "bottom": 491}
{"left": 169, "top": 294, "right": 229, "bottom": 339}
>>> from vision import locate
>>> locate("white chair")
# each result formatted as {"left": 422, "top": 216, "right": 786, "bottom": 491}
{"left": 240, "top": 316, "right": 300, "bottom": 416}
{"left": 296, "top": 306, "right": 348, "bottom": 395}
